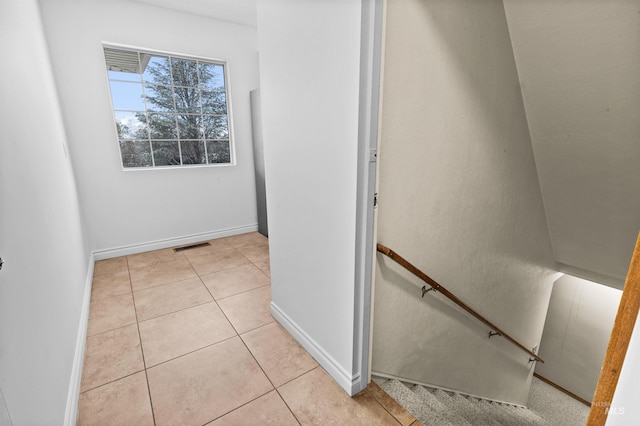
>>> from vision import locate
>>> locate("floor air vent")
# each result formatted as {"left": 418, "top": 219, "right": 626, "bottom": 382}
{"left": 173, "top": 242, "right": 211, "bottom": 252}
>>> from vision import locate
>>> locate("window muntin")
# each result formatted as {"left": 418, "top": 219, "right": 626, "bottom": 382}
{"left": 104, "top": 46, "right": 233, "bottom": 169}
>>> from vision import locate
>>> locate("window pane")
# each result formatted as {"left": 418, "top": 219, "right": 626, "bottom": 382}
{"left": 181, "top": 141, "right": 206, "bottom": 164}
{"left": 108, "top": 70, "right": 140, "bottom": 82}
{"left": 110, "top": 81, "right": 145, "bottom": 110}
{"left": 177, "top": 115, "right": 202, "bottom": 140}
{"left": 152, "top": 141, "right": 181, "bottom": 166}
{"left": 114, "top": 111, "right": 148, "bottom": 139}
{"left": 198, "top": 63, "right": 225, "bottom": 89}
{"left": 173, "top": 86, "right": 202, "bottom": 113}
{"left": 206, "top": 140, "right": 231, "bottom": 163}
{"left": 144, "top": 83, "right": 174, "bottom": 112}
{"left": 201, "top": 89, "right": 226, "bottom": 114}
{"left": 171, "top": 58, "right": 199, "bottom": 88}
{"left": 203, "top": 115, "right": 229, "bottom": 140}
{"left": 120, "top": 141, "right": 152, "bottom": 168}
{"left": 104, "top": 47, "right": 234, "bottom": 169}
{"left": 142, "top": 55, "right": 171, "bottom": 85}
{"left": 148, "top": 113, "right": 177, "bottom": 139}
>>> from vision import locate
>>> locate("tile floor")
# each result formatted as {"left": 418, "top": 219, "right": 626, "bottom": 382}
{"left": 78, "top": 232, "right": 420, "bottom": 425}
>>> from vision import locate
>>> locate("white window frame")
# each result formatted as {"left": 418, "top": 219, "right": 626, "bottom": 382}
{"left": 103, "top": 43, "right": 236, "bottom": 170}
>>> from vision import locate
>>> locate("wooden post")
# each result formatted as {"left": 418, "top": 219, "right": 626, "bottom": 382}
{"left": 588, "top": 232, "right": 640, "bottom": 425}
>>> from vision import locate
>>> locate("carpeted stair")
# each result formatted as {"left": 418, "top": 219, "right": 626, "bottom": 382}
{"left": 377, "top": 378, "right": 548, "bottom": 426}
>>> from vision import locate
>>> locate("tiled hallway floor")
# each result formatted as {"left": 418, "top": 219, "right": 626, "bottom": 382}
{"left": 79, "top": 232, "right": 419, "bottom": 425}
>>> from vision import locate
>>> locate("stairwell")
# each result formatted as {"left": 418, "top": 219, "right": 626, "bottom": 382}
{"left": 375, "top": 376, "right": 590, "bottom": 426}
{"left": 376, "top": 377, "right": 546, "bottom": 426}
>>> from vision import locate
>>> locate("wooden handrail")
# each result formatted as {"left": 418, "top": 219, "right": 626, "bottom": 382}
{"left": 533, "top": 373, "right": 591, "bottom": 407}
{"left": 376, "top": 243, "right": 544, "bottom": 363}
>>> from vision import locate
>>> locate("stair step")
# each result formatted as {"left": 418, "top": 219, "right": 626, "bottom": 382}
{"left": 500, "top": 403, "right": 549, "bottom": 426}
{"left": 450, "top": 393, "right": 504, "bottom": 426}
{"left": 478, "top": 399, "right": 522, "bottom": 426}
{"left": 476, "top": 397, "right": 515, "bottom": 426}
{"left": 377, "top": 377, "right": 550, "bottom": 426}
{"left": 411, "top": 385, "right": 472, "bottom": 426}
{"left": 379, "top": 380, "right": 456, "bottom": 426}
{"left": 430, "top": 388, "right": 483, "bottom": 425}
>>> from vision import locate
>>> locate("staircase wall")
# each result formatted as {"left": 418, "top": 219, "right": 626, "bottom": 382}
{"left": 536, "top": 274, "right": 621, "bottom": 402}
{"left": 372, "top": 0, "right": 557, "bottom": 404}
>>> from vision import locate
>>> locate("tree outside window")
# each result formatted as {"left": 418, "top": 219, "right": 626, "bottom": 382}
{"left": 104, "top": 46, "right": 233, "bottom": 168}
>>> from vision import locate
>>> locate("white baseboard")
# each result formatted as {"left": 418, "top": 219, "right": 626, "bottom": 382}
{"left": 64, "top": 253, "right": 94, "bottom": 426}
{"left": 93, "top": 224, "right": 258, "bottom": 260}
{"left": 270, "top": 302, "right": 362, "bottom": 396}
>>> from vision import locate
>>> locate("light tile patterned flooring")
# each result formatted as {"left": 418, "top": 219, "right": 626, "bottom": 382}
{"left": 79, "top": 232, "right": 419, "bottom": 425}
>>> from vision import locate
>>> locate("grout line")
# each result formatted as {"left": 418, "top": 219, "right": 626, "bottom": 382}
{"left": 130, "top": 275, "right": 201, "bottom": 294}
{"left": 85, "top": 320, "right": 139, "bottom": 339}
{"left": 126, "top": 254, "right": 189, "bottom": 272}
{"left": 228, "top": 318, "right": 276, "bottom": 335}
{"left": 197, "top": 267, "right": 279, "bottom": 425}
{"left": 79, "top": 369, "right": 147, "bottom": 394}
{"left": 273, "top": 366, "right": 323, "bottom": 426}
{"left": 80, "top": 368, "right": 144, "bottom": 394}
{"left": 142, "top": 334, "right": 239, "bottom": 370}
{"left": 90, "top": 291, "right": 132, "bottom": 303}
{"left": 238, "top": 330, "right": 276, "bottom": 388}
{"left": 85, "top": 278, "right": 136, "bottom": 337}
{"left": 269, "top": 364, "right": 320, "bottom": 389}
{"left": 84, "top": 236, "right": 284, "bottom": 424}
{"left": 202, "top": 390, "right": 283, "bottom": 425}
{"left": 184, "top": 252, "right": 251, "bottom": 276}
{"left": 132, "top": 274, "right": 207, "bottom": 294}
{"left": 127, "top": 263, "right": 157, "bottom": 426}
{"left": 199, "top": 269, "right": 242, "bottom": 337}
{"left": 236, "top": 320, "right": 275, "bottom": 336}
{"left": 197, "top": 262, "right": 255, "bottom": 279}
{"left": 194, "top": 246, "right": 294, "bottom": 424}
{"left": 211, "top": 281, "right": 271, "bottom": 301}
{"left": 210, "top": 271, "right": 271, "bottom": 296}
{"left": 136, "top": 299, "right": 215, "bottom": 324}
{"left": 274, "top": 388, "right": 303, "bottom": 426}
{"left": 234, "top": 326, "right": 306, "bottom": 426}
{"left": 131, "top": 242, "right": 270, "bottom": 369}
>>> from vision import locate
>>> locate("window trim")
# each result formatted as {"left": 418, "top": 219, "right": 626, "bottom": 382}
{"left": 102, "top": 42, "right": 237, "bottom": 171}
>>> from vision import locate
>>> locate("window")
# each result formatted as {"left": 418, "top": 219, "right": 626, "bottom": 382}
{"left": 103, "top": 46, "right": 233, "bottom": 168}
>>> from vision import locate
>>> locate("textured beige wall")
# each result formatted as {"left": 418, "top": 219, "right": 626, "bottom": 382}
{"left": 372, "top": 0, "right": 557, "bottom": 404}
{"left": 536, "top": 275, "right": 621, "bottom": 402}
{"left": 504, "top": 0, "right": 640, "bottom": 287}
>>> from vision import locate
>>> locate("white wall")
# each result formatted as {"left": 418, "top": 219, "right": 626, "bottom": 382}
{"left": 0, "top": 0, "right": 90, "bottom": 423}
{"left": 38, "top": 0, "right": 260, "bottom": 256}
{"left": 607, "top": 313, "right": 640, "bottom": 425}
{"left": 536, "top": 275, "right": 621, "bottom": 402}
{"left": 372, "top": 0, "right": 557, "bottom": 405}
{"left": 256, "top": 0, "right": 365, "bottom": 395}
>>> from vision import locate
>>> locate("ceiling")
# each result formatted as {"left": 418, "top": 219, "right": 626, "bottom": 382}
{"left": 504, "top": 0, "right": 640, "bottom": 288}
{"left": 132, "top": 0, "right": 257, "bottom": 27}
{"left": 127, "top": 0, "right": 639, "bottom": 288}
